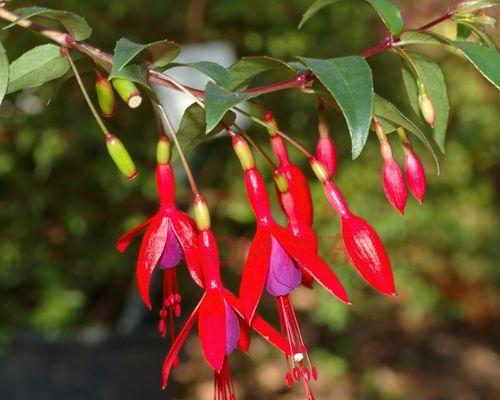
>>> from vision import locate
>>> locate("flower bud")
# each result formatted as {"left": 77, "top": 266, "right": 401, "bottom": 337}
{"left": 274, "top": 172, "right": 288, "bottom": 193}
{"left": 156, "top": 136, "right": 171, "bottom": 165}
{"left": 232, "top": 135, "right": 255, "bottom": 171}
{"left": 105, "top": 134, "right": 137, "bottom": 179}
{"left": 382, "top": 158, "right": 408, "bottom": 214}
{"left": 263, "top": 112, "right": 278, "bottom": 137}
{"left": 112, "top": 78, "right": 142, "bottom": 109}
{"left": 194, "top": 196, "right": 211, "bottom": 230}
{"left": 315, "top": 136, "right": 337, "bottom": 179}
{"left": 95, "top": 76, "right": 116, "bottom": 117}
{"left": 341, "top": 214, "right": 396, "bottom": 296}
{"left": 418, "top": 93, "right": 435, "bottom": 128}
{"left": 311, "top": 158, "right": 329, "bottom": 183}
{"left": 404, "top": 149, "right": 426, "bottom": 204}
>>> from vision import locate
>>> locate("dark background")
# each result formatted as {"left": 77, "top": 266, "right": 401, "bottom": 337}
{"left": 0, "top": 0, "right": 499, "bottom": 399}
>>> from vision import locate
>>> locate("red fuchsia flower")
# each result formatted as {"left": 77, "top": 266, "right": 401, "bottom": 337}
{"left": 398, "top": 128, "right": 426, "bottom": 204}
{"left": 374, "top": 118, "right": 408, "bottom": 214}
{"left": 116, "top": 137, "right": 203, "bottom": 341}
{"left": 162, "top": 196, "right": 292, "bottom": 400}
{"left": 315, "top": 102, "right": 337, "bottom": 179}
{"left": 311, "top": 159, "right": 397, "bottom": 296}
{"left": 232, "top": 134, "right": 349, "bottom": 398}
{"left": 264, "top": 112, "right": 313, "bottom": 226}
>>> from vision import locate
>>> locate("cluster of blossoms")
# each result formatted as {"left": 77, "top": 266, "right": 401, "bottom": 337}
{"left": 106, "top": 79, "right": 427, "bottom": 399}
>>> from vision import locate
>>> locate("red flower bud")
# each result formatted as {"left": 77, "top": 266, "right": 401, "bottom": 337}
{"left": 382, "top": 158, "right": 408, "bottom": 214}
{"left": 404, "top": 150, "right": 426, "bottom": 204}
{"left": 315, "top": 136, "right": 337, "bottom": 178}
{"left": 341, "top": 214, "right": 396, "bottom": 296}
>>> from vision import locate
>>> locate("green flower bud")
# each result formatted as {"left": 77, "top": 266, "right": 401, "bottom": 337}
{"left": 194, "top": 196, "right": 211, "bottom": 230}
{"left": 112, "top": 78, "right": 143, "bottom": 109}
{"left": 105, "top": 134, "right": 137, "bottom": 179}
{"left": 310, "top": 158, "right": 329, "bottom": 183}
{"left": 274, "top": 172, "right": 288, "bottom": 193}
{"left": 232, "top": 136, "right": 255, "bottom": 171}
{"left": 95, "top": 76, "right": 116, "bottom": 117}
{"left": 156, "top": 136, "right": 171, "bottom": 165}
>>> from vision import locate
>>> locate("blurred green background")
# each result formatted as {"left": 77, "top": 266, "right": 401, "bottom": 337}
{"left": 0, "top": 0, "right": 499, "bottom": 399}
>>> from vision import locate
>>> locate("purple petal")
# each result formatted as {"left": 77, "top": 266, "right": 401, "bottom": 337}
{"left": 265, "top": 237, "right": 301, "bottom": 296}
{"left": 224, "top": 299, "right": 239, "bottom": 355}
{"left": 158, "top": 223, "right": 183, "bottom": 270}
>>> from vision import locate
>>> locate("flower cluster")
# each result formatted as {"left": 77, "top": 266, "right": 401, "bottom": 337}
{"left": 116, "top": 108, "right": 428, "bottom": 400}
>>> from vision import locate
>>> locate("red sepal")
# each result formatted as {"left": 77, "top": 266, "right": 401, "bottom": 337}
{"left": 198, "top": 290, "right": 227, "bottom": 373}
{"left": 116, "top": 217, "right": 154, "bottom": 253}
{"left": 162, "top": 294, "right": 204, "bottom": 389}
{"left": 136, "top": 214, "right": 170, "bottom": 309}
{"left": 236, "top": 316, "right": 250, "bottom": 353}
{"left": 171, "top": 210, "right": 203, "bottom": 288}
{"left": 238, "top": 229, "right": 272, "bottom": 321}
{"left": 271, "top": 226, "right": 350, "bottom": 304}
{"left": 280, "top": 164, "right": 313, "bottom": 226}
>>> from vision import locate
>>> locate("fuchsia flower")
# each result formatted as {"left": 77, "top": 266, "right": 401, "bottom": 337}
{"left": 311, "top": 159, "right": 396, "bottom": 296}
{"left": 404, "top": 149, "right": 426, "bottom": 203}
{"left": 161, "top": 196, "right": 292, "bottom": 399}
{"left": 117, "top": 139, "right": 203, "bottom": 341}
{"left": 265, "top": 112, "right": 313, "bottom": 226}
{"left": 232, "top": 134, "right": 348, "bottom": 398}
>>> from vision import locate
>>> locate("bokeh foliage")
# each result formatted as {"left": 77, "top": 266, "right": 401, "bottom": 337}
{"left": 0, "top": 0, "right": 499, "bottom": 399}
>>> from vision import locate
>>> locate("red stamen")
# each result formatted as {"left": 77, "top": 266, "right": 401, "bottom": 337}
{"left": 159, "top": 268, "right": 182, "bottom": 356}
{"left": 214, "top": 357, "right": 236, "bottom": 400}
{"left": 276, "top": 295, "right": 316, "bottom": 399}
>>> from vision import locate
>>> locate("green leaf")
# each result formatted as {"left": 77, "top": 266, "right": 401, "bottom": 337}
{"left": 450, "top": 41, "right": 500, "bottom": 88}
{"left": 401, "top": 51, "right": 450, "bottom": 152}
{"left": 110, "top": 38, "right": 180, "bottom": 79}
{"left": 166, "top": 62, "right": 230, "bottom": 87}
{"left": 4, "top": 6, "right": 92, "bottom": 40}
{"left": 373, "top": 94, "right": 439, "bottom": 174}
{"left": 300, "top": 0, "right": 404, "bottom": 35}
{"left": 364, "top": 0, "right": 404, "bottom": 35}
{"left": 299, "top": 0, "right": 340, "bottom": 29}
{"left": 204, "top": 81, "right": 257, "bottom": 133}
{"left": 398, "top": 31, "right": 445, "bottom": 46}
{"left": 301, "top": 56, "right": 374, "bottom": 158}
{"left": 0, "top": 41, "right": 8, "bottom": 106}
{"left": 7, "top": 44, "right": 70, "bottom": 94}
{"left": 227, "top": 56, "right": 295, "bottom": 91}
{"left": 173, "top": 104, "right": 235, "bottom": 160}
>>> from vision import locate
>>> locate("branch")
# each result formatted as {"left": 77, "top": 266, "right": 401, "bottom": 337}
{"left": 0, "top": 6, "right": 454, "bottom": 98}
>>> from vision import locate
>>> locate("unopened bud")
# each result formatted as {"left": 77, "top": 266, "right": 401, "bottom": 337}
{"left": 232, "top": 135, "right": 255, "bottom": 171}
{"left": 264, "top": 112, "right": 278, "bottom": 137}
{"left": 419, "top": 93, "right": 435, "bottom": 128}
{"left": 112, "top": 78, "right": 142, "bottom": 109}
{"left": 315, "top": 136, "right": 337, "bottom": 178}
{"left": 310, "top": 158, "right": 329, "bottom": 183}
{"left": 194, "top": 196, "right": 211, "bottom": 230}
{"left": 156, "top": 136, "right": 171, "bottom": 165}
{"left": 382, "top": 158, "right": 407, "bottom": 214}
{"left": 274, "top": 172, "right": 288, "bottom": 193}
{"left": 95, "top": 76, "right": 116, "bottom": 117}
{"left": 105, "top": 134, "right": 137, "bottom": 179}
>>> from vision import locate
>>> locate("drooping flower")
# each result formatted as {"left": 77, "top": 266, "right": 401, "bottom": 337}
{"left": 162, "top": 196, "right": 292, "bottom": 399}
{"left": 311, "top": 159, "right": 397, "bottom": 296}
{"left": 265, "top": 112, "right": 313, "bottom": 226}
{"left": 117, "top": 137, "right": 203, "bottom": 341}
{"left": 232, "top": 134, "right": 349, "bottom": 398}
{"left": 374, "top": 118, "right": 408, "bottom": 214}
